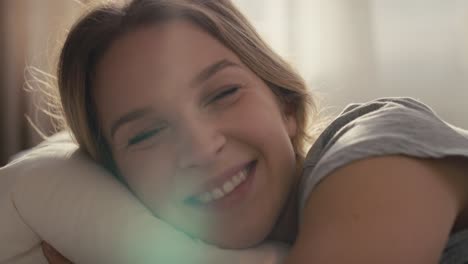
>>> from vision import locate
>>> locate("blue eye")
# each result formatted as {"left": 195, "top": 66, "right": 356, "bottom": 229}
{"left": 209, "top": 86, "right": 239, "bottom": 103}
{"left": 128, "top": 128, "right": 161, "bottom": 146}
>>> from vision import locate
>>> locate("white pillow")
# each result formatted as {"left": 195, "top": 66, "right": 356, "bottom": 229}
{"left": 0, "top": 132, "right": 289, "bottom": 264}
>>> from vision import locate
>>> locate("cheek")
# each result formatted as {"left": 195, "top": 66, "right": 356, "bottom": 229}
{"left": 115, "top": 150, "right": 176, "bottom": 211}
{"left": 242, "top": 99, "right": 297, "bottom": 163}
{"left": 235, "top": 98, "right": 292, "bottom": 147}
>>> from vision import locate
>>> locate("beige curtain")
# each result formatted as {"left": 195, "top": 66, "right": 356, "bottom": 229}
{"left": 0, "top": 0, "right": 83, "bottom": 166}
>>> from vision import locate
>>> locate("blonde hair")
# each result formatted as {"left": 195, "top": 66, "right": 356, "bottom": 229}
{"left": 56, "top": 0, "right": 320, "bottom": 170}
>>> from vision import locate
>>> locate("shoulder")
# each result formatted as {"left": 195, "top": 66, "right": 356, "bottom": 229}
{"left": 298, "top": 97, "right": 468, "bottom": 216}
{"left": 286, "top": 154, "right": 468, "bottom": 264}
{"left": 287, "top": 97, "right": 468, "bottom": 263}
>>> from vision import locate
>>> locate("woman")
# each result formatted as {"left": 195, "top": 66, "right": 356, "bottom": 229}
{"left": 43, "top": 0, "right": 468, "bottom": 263}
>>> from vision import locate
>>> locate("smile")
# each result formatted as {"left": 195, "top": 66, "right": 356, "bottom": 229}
{"left": 195, "top": 167, "right": 248, "bottom": 203}
{"left": 185, "top": 160, "right": 257, "bottom": 208}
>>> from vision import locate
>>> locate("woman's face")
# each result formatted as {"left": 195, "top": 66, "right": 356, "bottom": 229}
{"left": 94, "top": 20, "right": 298, "bottom": 248}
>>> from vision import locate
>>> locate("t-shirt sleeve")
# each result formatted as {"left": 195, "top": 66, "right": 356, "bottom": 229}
{"left": 298, "top": 97, "right": 468, "bottom": 217}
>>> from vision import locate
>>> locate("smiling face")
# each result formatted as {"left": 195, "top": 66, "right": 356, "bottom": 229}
{"left": 93, "top": 20, "right": 298, "bottom": 248}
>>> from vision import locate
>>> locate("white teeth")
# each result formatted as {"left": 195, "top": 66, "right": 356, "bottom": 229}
{"left": 233, "top": 174, "right": 242, "bottom": 185}
{"left": 195, "top": 167, "right": 249, "bottom": 204}
{"left": 239, "top": 170, "right": 247, "bottom": 180}
{"left": 222, "top": 181, "right": 235, "bottom": 193}
{"left": 198, "top": 192, "right": 213, "bottom": 203}
{"left": 212, "top": 188, "right": 224, "bottom": 199}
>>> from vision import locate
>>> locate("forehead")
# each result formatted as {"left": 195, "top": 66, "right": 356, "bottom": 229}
{"left": 95, "top": 20, "right": 239, "bottom": 83}
{"left": 92, "top": 20, "right": 246, "bottom": 134}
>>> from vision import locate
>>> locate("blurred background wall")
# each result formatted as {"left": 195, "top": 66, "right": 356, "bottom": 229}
{"left": 235, "top": 0, "right": 468, "bottom": 124}
{"left": 1, "top": 0, "right": 467, "bottom": 165}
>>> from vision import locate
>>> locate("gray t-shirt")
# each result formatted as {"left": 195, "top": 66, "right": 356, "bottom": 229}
{"left": 298, "top": 97, "right": 468, "bottom": 263}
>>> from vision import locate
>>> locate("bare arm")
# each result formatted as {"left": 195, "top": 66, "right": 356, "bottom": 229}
{"left": 285, "top": 155, "right": 468, "bottom": 264}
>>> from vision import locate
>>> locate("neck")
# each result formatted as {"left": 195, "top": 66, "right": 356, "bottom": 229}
{"left": 266, "top": 180, "right": 299, "bottom": 244}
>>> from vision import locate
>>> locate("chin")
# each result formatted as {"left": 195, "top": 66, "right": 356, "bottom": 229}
{"left": 199, "top": 227, "right": 270, "bottom": 249}
{"left": 204, "top": 238, "right": 262, "bottom": 250}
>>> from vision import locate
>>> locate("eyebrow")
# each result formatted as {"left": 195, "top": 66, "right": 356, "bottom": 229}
{"left": 109, "top": 59, "right": 241, "bottom": 140}
{"left": 110, "top": 107, "right": 152, "bottom": 140}
{"left": 191, "top": 59, "right": 241, "bottom": 86}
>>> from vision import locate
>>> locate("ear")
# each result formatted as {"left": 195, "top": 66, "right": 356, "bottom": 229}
{"left": 285, "top": 113, "right": 297, "bottom": 138}
{"left": 283, "top": 103, "right": 297, "bottom": 138}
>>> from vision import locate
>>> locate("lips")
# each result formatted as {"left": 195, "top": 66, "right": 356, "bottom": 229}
{"left": 184, "top": 160, "right": 256, "bottom": 204}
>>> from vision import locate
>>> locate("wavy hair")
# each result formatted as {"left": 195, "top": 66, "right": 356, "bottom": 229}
{"left": 55, "top": 0, "right": 321, "bottom": 171}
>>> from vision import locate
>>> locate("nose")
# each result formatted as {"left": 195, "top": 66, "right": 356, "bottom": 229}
{"left": 177, "top": 117, "right": 226, "bottom": 169}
